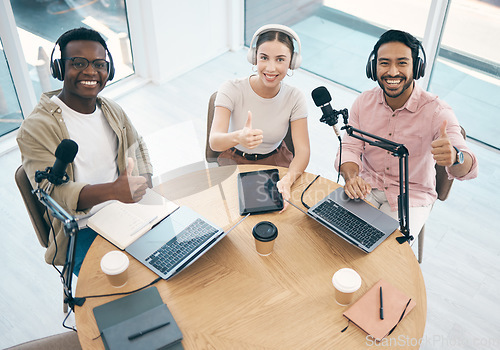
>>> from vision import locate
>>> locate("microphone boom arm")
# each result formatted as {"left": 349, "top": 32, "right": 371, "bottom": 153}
{"left": 342, "top": 125, "right": 412, "bottom": 244}
{"left": 33, "top": 186, "right": 85, "bottom": 310}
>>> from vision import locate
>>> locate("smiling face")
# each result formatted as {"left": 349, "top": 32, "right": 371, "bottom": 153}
{"left": 252, "top": 39, "right": 292, "bottom": 98}
{"left": 58, "top": 40, "right": 109, "bottom": 113}
{"left": 376, "top": 41, "right": 414, "bottom": 109}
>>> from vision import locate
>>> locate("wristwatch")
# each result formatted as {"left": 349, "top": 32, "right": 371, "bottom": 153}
{"left": 453, "top": 146, "right": 464, "bottom": 166}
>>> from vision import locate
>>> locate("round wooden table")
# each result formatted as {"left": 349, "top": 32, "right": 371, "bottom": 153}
{"left": 75, "top": 164, "right": 426, "bottom": 349}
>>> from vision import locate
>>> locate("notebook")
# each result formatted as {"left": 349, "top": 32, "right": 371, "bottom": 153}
{"left": 288, "top": 187, "right": 399, "bottom": 253}
{"left": 126, "top": 206, "right": 248, "bottom": 280}
{"left": 237, "top": 169, "right": 283, "bottom": 215}
{"left": 342, "top": 279, "right": 416, "bottom": 341}
{"left": 93, "top": 286, "right": 183, "bottom": 350}
{"left": 88, "top": 188, "right": 179, "bottom": 249}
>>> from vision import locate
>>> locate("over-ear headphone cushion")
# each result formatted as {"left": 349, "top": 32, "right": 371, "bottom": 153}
{"left": 247, "top": 48, "right": 256, "bottom": 65}
{"left": 51, "top": 58, "right": 64, "bottom": 81}
{"left": 365, "top": 52, "right": 376, "bottom": 81}
{"left": 414, "top": 57, "right": 425, "bottom": 80}
{"left": 290, "top": 54, "right": 301, "bottom": 70}
{"left": 107, "top": 54, "right": 115, "bottom": 81}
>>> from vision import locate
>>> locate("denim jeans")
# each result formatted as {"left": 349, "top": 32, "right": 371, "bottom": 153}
{"left": 71, "top": 227, "right": 98, "bottom": 276}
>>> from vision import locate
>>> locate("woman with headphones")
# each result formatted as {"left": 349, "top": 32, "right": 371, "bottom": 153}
{"left": 209, "top": 24, "right": 310, "bottom": 210}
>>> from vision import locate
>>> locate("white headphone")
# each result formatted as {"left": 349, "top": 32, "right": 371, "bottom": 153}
{"left": 247, "top": 24, "right": 302, "bottom": 70}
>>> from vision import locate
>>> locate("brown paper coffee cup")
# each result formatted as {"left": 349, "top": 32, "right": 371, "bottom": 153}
{"left": 252, "top": 221, "right": 278, "bottom": 256}
{"left": 332, "top": 268, "right": 362, "bottom": 306}
{"left": 100, "top": 251, "right": 129, "bottom": 288}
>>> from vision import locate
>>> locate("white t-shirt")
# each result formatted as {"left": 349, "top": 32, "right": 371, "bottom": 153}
{"left": 52, "top": 95, "right": 119, "bottom": 227}
{"left": 215, "top": 76, "right": 308, "bottom": 154}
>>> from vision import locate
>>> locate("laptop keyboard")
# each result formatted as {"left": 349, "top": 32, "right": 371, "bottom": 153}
{"left": 146, "top": 218, "right": 219, "bottom": 274}
{"left": 311, "top": 200, "right": 385, "bottom": 248}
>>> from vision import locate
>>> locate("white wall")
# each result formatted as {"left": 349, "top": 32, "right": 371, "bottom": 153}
{"left": 130, "top": 0, "right": 243, "bottom": 84}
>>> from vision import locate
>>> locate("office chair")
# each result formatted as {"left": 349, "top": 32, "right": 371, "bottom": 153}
{"left": 417, "top": 126, "right": 466, "bottom": 263}
{"left": 14, "top": 165, "right": 68, "bottom": 312}
{"left": 205, "top": 91, "right": 295, "bottom": 163}
{"left": 5, "top": 331, "right": 81, "bottom": 350}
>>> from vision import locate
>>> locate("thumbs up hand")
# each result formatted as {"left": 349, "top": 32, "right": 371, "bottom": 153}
{"left": 238, "top": 111, "right": 263, "bottom": 149}
{"left": 431, "top": 120, "right": 456, "bottom": 167}
{"left": 114, "top": 157, "right": 148, "bottom": 203}
{"left": 126, "top": 157, "right": 135, "bottom": 176}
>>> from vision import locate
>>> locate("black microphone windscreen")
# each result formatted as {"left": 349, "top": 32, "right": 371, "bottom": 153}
{"left": 55, "top": 139, "right": 79, "bottom": 163}
{"left": 311, "top": 86, "right": 332, "bottom": 106}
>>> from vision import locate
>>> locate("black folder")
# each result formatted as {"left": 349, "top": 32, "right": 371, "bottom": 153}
{"left": 93, "top": 286, "right": 183, "bottom": 350}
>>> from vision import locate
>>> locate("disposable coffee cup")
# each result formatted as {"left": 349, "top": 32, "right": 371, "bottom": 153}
{"left": 100, "top": 250, "right": 129, "bottom": 288}
{"left": 252, "top": 221, "right": 278, "bottom": 256}
{"left": 332, "top": 268, "right": 362, "bottom": 306}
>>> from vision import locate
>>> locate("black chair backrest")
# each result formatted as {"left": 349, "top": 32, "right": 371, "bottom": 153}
{"left": 15, "top": 165, "right": 50, "bottom": 247}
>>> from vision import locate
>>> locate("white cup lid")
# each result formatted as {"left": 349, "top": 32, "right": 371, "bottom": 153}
{"left": 100, "top": 251, "right": 129, "bottom": 275}
{"left": 332, "top": 268, "right": 362, "bottom": 293}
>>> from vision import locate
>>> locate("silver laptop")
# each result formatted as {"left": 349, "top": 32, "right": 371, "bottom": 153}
{"left": 126, "top": 206, "right": 246, "bottom": 280}
{"left": 290, "top": 187, "right": 399, "bottom": 253}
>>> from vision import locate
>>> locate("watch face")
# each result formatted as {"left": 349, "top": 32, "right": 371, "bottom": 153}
{"left": 454, "top": 147, "right": 464, "bottom": 165}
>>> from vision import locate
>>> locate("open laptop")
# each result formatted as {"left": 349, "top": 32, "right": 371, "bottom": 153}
{"left": 126, "top": 206, "right": 248, "bottom": 280}
{"left": 289, "top": 187, "right": 399, "bottom": 253}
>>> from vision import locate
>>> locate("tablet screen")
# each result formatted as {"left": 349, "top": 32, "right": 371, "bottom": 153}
{"left": 237, "top": 169, "right": 283, "bottom": 215}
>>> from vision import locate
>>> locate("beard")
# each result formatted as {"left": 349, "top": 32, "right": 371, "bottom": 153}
{"left": 377, "top": 75, "right": 414, "bottom": 99}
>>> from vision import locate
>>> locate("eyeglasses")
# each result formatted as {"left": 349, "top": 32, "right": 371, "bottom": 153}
{"left": 62, "top": 57, "right": 109, "bottom": 71}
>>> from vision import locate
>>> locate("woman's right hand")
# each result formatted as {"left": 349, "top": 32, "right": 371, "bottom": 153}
{"left": 238, "top": 111, "right": 263, "bottom": 149}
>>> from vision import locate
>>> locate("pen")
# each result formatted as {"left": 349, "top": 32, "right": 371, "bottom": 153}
{"left": 379, "top": 286, "right": 384, "bottom": 320}
{"left": 128, "top": 321, "right": 170, "bottom": 341}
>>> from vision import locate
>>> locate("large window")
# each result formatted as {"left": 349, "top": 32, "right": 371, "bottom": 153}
{"left": 0, "top": 38, "right": 22, "bottom": 136}
{"left": 428, "top": 0, "right": 500, "bottom": 149}
{"left": 245, "top": 0, "right": 500, "bottom": 150}
{"left": 245, "top": 0, "right": 432, "bottom": 93}
{"left": 0, "top": 0, "right": 133, "bottom": 137}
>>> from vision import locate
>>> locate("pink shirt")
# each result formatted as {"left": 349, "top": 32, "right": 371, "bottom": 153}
{"left": 335, "top": 84, "right": 478, "bottom": 211}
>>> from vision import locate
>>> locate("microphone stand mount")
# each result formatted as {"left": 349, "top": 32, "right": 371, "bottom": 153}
{"left": 341, "top": 125, "right": 413, "bottom": 244}
{"left": 34, "top": 171, "right": 85, "bottom": 311}
{"left": 319, "top": 108, "right": 349, "bottom": 128}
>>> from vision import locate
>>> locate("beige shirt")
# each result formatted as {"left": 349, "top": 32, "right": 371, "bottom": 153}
{"left": 17, "top": 90, "right": 153, "bottom": 265}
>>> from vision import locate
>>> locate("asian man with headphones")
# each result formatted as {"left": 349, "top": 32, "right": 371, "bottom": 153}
{"left": 16, "top": 27, "right": 153, "bottom": 275}
{"left": 335, "top": 29, "right": 478, "bottom": 238}
{"left": 209, "top": 24, "right": 311, "bottom": 211}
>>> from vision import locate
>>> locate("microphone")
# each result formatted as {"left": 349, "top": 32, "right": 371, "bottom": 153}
{"left": 35, "top": 139, "right": 78, "bottom": 190}
{"left": 311, "top": 86, "right": 341, "bottom": 138}
{"left": 51, "top": 139, "right": 78, "bottom": 183}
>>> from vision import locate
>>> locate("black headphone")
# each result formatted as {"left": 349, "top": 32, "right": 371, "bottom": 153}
{"left": 365, "top": 40, "right": 426, "bottom": 81}
{"left": 50, "top": 38, "right": 115, "bottom": 81}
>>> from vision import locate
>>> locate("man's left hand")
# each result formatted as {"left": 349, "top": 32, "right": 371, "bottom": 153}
{"left": 431, "top": 120, "right": 456, "bottom": 167}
